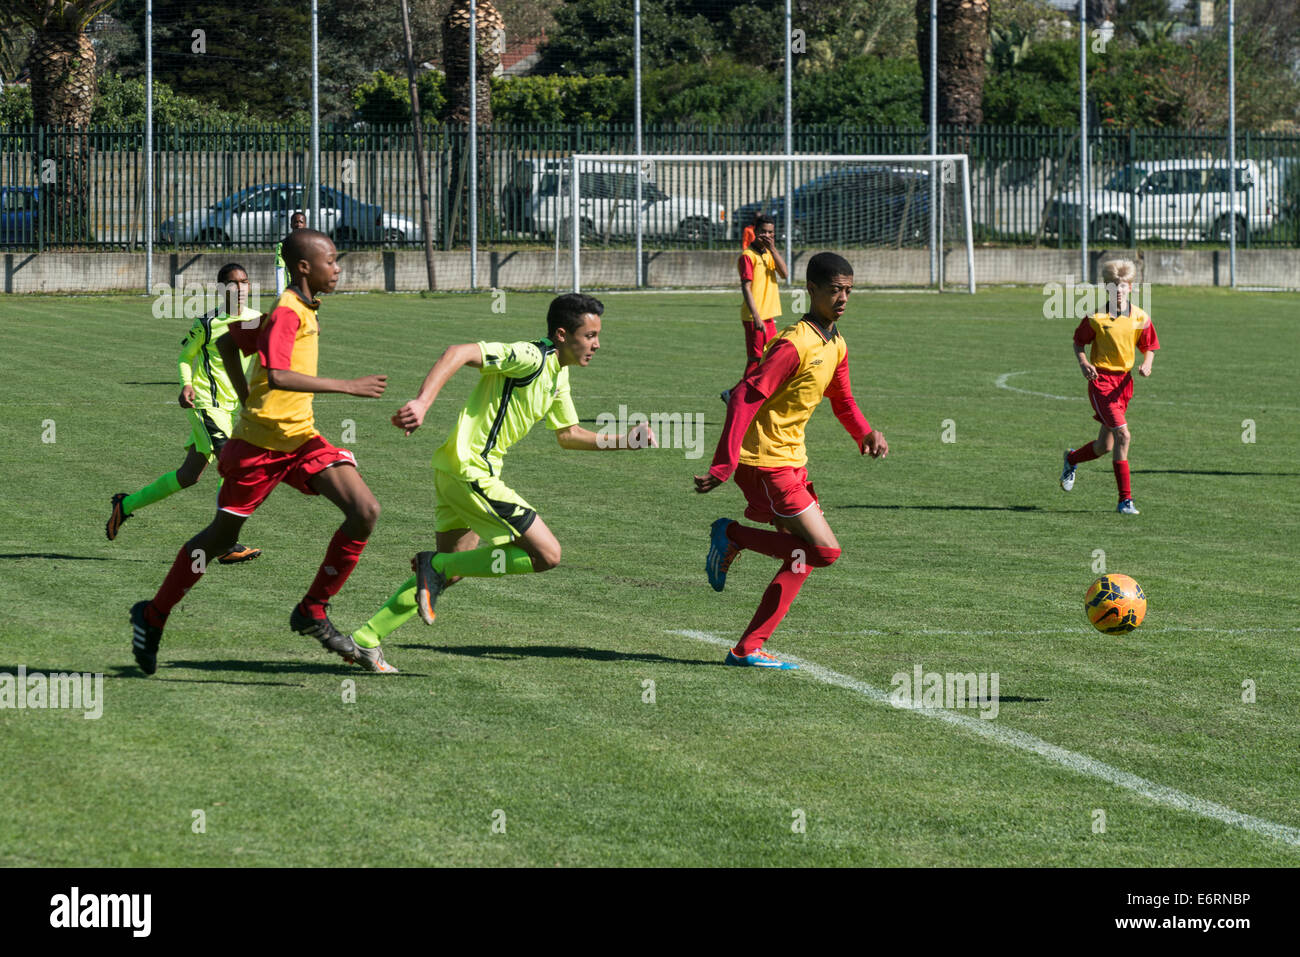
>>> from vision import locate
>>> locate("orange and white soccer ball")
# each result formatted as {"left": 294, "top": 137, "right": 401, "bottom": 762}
{"left": 1084, "top": 573, "right": 1147, "bottom": 634}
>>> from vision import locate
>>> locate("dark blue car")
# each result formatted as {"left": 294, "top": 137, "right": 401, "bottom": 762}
{"left": 733, "top": 166, "right": 931, "bottom": 246}
{"left": 0, "top": 186, "right": 38, "bottom": 245}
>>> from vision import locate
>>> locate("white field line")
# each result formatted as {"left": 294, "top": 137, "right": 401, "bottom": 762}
{"left": 669, "top": 628, "right": 1300, "bottom": 849}
{"left": 835, "top": 627, "right": 1300, "bottom": 637}
{"left": 995, "top": 370, "right": 1300, "bottom": 413}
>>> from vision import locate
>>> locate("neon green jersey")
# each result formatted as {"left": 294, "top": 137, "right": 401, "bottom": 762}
{"left": 177, "top": 305, "right": 260, "bottom": 412}
{"left": 431, "top": 339, "right": 579, "bottom": 482}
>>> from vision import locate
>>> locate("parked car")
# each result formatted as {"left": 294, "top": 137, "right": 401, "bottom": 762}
{"left": 733, "top": 166, "right": 932, "bottom": 247}
{"left": 158, "top": 183, "right": 422, "bottom": 247}
{"left": 0, "top": 186, "right": 38, "bottom": 245}
{"left": 1044, "top": 159, "right": 1277, "bottom": 244}
{"left": 501, "top": 159, "right": 726, "bottom": 242}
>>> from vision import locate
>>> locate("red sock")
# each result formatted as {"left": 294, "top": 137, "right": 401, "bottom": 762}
{"left": 151, "top": 545, "right": 207, "bottom": 624}
{"left": 301, "top": 531, "right": 368, "bottom": 617}
{"left": 1113, "top": 461, "right": 1131, "bottom": 500}
{"left": 1068, "top": 444, "right": 1104, "bottom": 466}
{"left": 734, "top": 558, "right": 811, "bottom": 656}
{"left": 726, "top": 522, "right": 805, "bottom": 561}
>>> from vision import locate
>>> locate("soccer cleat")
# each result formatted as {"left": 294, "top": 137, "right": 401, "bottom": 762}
{"left": 706, "top": 517, "right": 740, "bottom": 592}
{"left": 724, "top": 649, "right": 799, "bottom": 670}
{"left": 1116, "top": 498, "right": 1140, "bottom": 515}
{"left": 106, "top": 492, "right": 132, "bottom": 541}
{"left": 130, "top": 600, "right": 163, "bottom": 675}
{"left": 290, "top": 602, "right": 358, "bottom": 662}
{"left": 217, "top": 543, "right": 262, "bottom": 564}
{"left": 720, "top": 389, "right": 732, "bottom": 405}
{"left": 1059, "top": 449, "right": 1077, "bottom": 492}
{"left": 414, "top": 551, "right": 447, "bottom": 625}
{"left": 352, "top": 643, "right": 399, "bottom": 674}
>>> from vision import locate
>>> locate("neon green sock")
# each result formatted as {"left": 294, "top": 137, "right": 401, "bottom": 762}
{"left": 353, "top": 575, "right": 418, "bottom": 647}
{"left": 433, "top": 544, "right": 533, "bottom": 579}
{"left": 122, "top": 470, "right": 183, "bottom": 516}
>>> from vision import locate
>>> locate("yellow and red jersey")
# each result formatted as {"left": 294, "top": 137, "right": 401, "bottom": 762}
{"left": 228, "top": 288, "right": 322, "bottom": 452}
{"left": 709, "top": 316, "right": 871, "bottom": 480}
{"left": 739, "top": 247, "right": 782, "bottom": 323}
{"left": 1073, "top": 305, "right": 1159, "bottom": 373}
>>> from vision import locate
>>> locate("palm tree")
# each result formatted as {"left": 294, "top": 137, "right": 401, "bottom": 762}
{"left": 441, "top": 0, "right": 504, "bottom": 246}
{"left": 0, "top": 0, "right": 119, "bottom": 244}
{"left": 915, "top": 0, "right": 990, "bottom": 127}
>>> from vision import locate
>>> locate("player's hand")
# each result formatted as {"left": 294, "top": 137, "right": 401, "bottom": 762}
{"left": 391, "top": 398, "right": 429, "bottom": 436}
{"left": 694, "top": 473, "right": 723, "bottom": 494}
{"left": 1137, "top": 362, "right": 1153, "bottom": 378}
{"left": 1080, "top": 361, "right": 1099, "bottom": 382}
{"left": 863, "top": 430, "right": 889, "bottom": 459}
{"left": 178, "top": 385, "right": 196, "bottom": 409}
{"left": 627, "top": 423, "right": 658, "bottom": 449}
{"left": 349, "top": 374, "right": 388, "bottom": 398}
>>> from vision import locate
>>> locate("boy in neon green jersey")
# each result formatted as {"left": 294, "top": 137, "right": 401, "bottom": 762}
{"left": 275, "top": 211, "right": 308, "bottom": 295}
{"left": 106, "top": 263, "right": 261, "bottom": 563}
{"left": 348, "top": 293, "right": 656, "bottom": 673}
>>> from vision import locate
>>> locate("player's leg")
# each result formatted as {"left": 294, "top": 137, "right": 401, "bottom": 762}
{"left": 107, "top": 434, "right": 209, "bottom": 541}
{"left": 1111, "top": 424, "right": 1137, "bottom": 512}
{"left": 297, "top": 461, "right": 379, "bottom": 626}
{"left": 130, "top": 508, "right": 248, "bottom": 675}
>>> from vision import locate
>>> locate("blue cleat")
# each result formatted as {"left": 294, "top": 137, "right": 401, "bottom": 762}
{"left": 724, "top": 649, "right": 799, "bottom": 670}
{"left": 1116, "top": 498, "right": 1140, "bottom": 515}
{"left": 706, "top": 517, "right": 739, "bottom": 592}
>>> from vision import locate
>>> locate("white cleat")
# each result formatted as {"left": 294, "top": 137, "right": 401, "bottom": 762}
{"left": 1060, "top": 449, "right": 1077, "bottom": 491}
{"left": 352, "top": 643, "right": 399, "bottom": 674}
{"left": 1116, "top": 498, "right": 1140, "bottom": 515}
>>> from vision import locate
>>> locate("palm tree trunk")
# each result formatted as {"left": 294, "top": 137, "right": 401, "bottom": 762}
{"left": 916, "top": 0, "right": 990, "bottom": 128}
{"left": 30, "top": 29, "right": 97, "bottom": 244}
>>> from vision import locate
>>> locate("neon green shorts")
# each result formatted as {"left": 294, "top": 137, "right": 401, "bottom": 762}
{"left": 185, "top": 406, "right": 235, "bottom": 461}
{"left": 433, "top": 470, "right": 537, "bottom": 547}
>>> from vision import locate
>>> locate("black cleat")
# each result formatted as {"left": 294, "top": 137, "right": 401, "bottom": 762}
{"left": 106, "top": 492, "right": 132, "bottom": 541}
{"left": 290, "top": 603, "right": 358, "bottom": 662}
{"left": 414, "top": 551, "right": 447, "bottom": 625}
{"left": 130, "top": 600, "right": 162, "bottom": 675}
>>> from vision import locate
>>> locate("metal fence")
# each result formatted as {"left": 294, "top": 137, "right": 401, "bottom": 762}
{"left": 2, "top": 123, "right": 1298, "bottom": 252}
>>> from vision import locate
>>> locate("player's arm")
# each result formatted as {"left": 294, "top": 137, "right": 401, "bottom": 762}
{"left": 762, "top": 233, "right": 788, "bottom": 279}
{"left": 267, "top": 367, "right": 387, "bottom": 397}
{"left": 555, "top": 423, "right": 657, "bottom": 451}
{"left": 740, "top": 279, "right": 761, "bottom": 324}
{"left": 826, "top": 355, "right": 886, "bottom": 458}
{"left": 176, "top": 319, "right": 203, "bottom": 408}
{"left": 1072, "top": 317, "right": 1099, "bottom": 381}
{"left": 694, "top": 339, "right": 800, "bottom": 493}
{"left": 390, "top": 342, "right": 483, "bottom": 436}
{"left": 1136, "top": 318, "right": 1159, "bottom": 377}
{"left": 214, "top": 333, "right": 249, "bottom": 404}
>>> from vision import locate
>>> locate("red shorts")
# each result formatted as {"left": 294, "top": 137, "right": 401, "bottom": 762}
{"left": 743, "top": 319, "right": 778, "bottom": 364}
{"left": 734, "top": 464, "right": 819, "bottom": 525}
{"left": 217, "top": 435, "right": 357, "bottom": 518}
{"left": 1088, "top": 371, "right": 1134, "bottom": 428}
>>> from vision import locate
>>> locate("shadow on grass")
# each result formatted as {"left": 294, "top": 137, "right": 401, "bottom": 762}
{"left": 1132, "top": 469, "right": 1300, "bottom": 477}
{"left": 127, "top": 660, "right": 429, "bottom": 679}
{"left": 411, "top": 644, "right": 718, "bottom": 666}
{"left": 122, "top": 381, "right": 176, "bottom": 386}
{"left": 95, "top": 664, "right": 307, "bottom": 687}
{"left": 832, "top": 504, "right": 1098, "bottom": 513}
{"left": 0, "top": 552, "right": 150, "bottom": 562}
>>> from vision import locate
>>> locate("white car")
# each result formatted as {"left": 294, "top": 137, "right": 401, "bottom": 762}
{"left": 1046, "top": 159, "right": 1278, "bottom": 244}
{"left": 501, "top": 159, "right": 726, "bottom": 242}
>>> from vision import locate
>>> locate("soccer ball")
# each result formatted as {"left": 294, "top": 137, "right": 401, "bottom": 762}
{"left": 1084, "top": 573, "right": 1147, "bottom": 634}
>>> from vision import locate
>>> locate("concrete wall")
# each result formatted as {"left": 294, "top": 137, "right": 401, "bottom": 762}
{"left": 3, "top": 247, "right": 1298, "bottom": 295}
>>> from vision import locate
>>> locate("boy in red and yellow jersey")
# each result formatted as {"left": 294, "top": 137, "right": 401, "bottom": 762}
{"left": 695, "top": 252, "right": 888, "bottom": 669}
{"left": 1059, "top": 259, "right": 1159, "bottom": 515}
{"left": 733, "top": 214, "right": 787, "bottom": 387}
{"left": 129, "top": 229, "right": 390, "bottom": 675}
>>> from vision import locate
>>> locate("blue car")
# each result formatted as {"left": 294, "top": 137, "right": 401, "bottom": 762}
{"left": 0, "top": 186, "right": 38, "bottom": 245}
{"left": 733, "top": 166, "right": 931, "bottom": 246}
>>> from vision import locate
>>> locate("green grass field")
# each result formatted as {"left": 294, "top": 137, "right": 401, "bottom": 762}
{"left": 0, "top": 285, "right": 1297, "bottom": 867}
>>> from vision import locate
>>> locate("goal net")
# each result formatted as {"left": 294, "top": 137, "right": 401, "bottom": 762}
{"left": 536, "top": 154, "right": 974, "bottom": 293}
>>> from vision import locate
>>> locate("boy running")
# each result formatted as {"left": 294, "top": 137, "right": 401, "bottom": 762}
{"left": 347, "top": 293, "right": 656, "bottom": 673}
{"left": 129, "top": 229, "right": 388, "bottom": 675}
{"left": 1059, "top": 259, "right": 1159, "bottom": 514}
{"left": 695, "top": 252, "right": 887, "bottom": 670}
{"left": 722, "top": 214, "right": 788, "bottom": 403}
{"left": 106, "top": 263, "right": 260, "bottom": 563}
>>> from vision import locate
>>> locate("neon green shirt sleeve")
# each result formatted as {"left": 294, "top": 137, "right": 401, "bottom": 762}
{"left": 478, "top": 340, "right": 545, "bottom": 378}
{"left": 177, "top": 316, "right": 204, "bottom": 387}
{"left": 544, "top": 368, "right": 578, "bottom": 430}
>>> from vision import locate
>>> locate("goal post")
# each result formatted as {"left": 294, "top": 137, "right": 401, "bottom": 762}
{"left": 560, "top": 153, "right": 975, "bottom": 294}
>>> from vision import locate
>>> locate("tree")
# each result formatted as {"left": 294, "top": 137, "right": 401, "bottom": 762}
{"left": 916, "top": 0, "right": 991, "bottom": 126}
{"left": 0, "top": 0, "right": 119, "bottom": 244}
